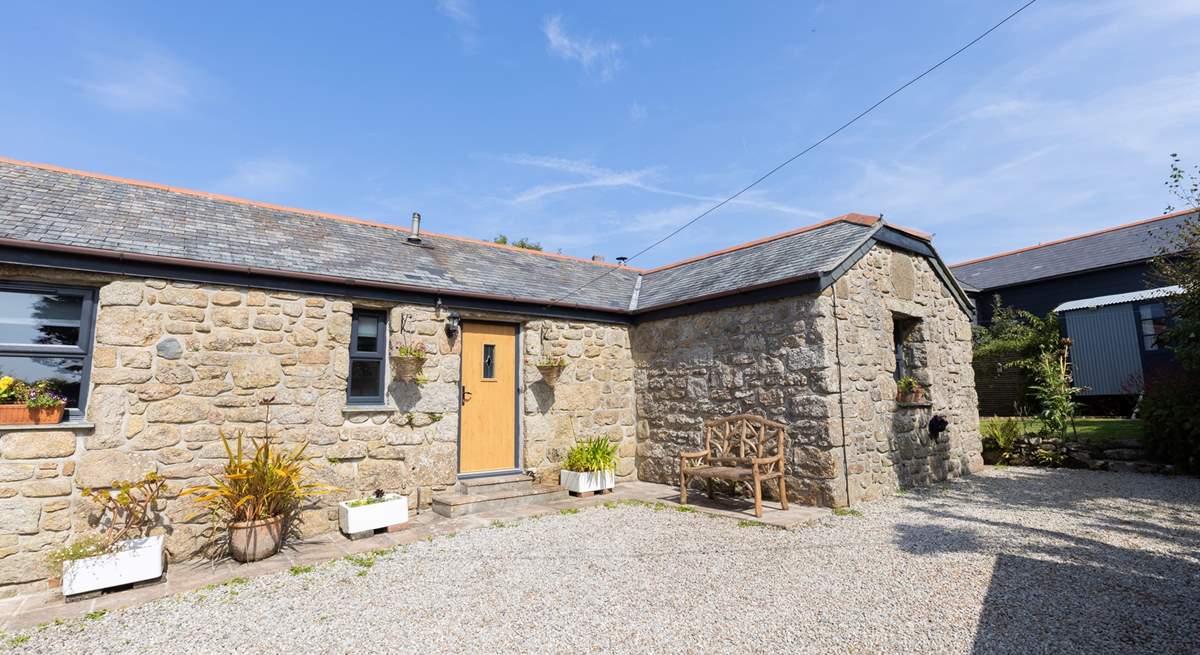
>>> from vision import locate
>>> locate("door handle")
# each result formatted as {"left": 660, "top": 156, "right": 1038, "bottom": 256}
{"left": 462, "top": 386, "right": 472, "bottom": 403}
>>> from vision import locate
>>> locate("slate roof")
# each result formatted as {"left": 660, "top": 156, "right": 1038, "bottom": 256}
{"left": 951, "top": 210, "right": 1196, "bottom": 292}
{"left": 0, "top": 160, "right": 640, "bottom": 311}
{"left": 0, "top": 158, "right": 952, "bottom": 314}
{"left": 636, "top": 218, "right": 875, "bottom": 310}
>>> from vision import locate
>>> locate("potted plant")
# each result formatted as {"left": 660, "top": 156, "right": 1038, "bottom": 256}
{"left": 338, "top": 488, "right": 409, "bottom": 539}
{"left": 536, "top": 357, "right": 567, "bottom": 386}
{"left": 0, "top": 377, "right": 66, "bottom": 425}
{"left": 392, "top": 344, "right": 429, "bottom": 383}
{"left": 183, "top": 406, "right": 335, "bottom": 562}
{"left": 49, "top": 472, "right": 168, "bottom": 598}
{"left": 896, "top": 376, "right": 926, "bottom": 403}
{"left": 559, "top": 437, "right": 618, "bottom": 496}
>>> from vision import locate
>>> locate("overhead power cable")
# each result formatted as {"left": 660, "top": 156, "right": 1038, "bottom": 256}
{"left": 547, "top": 0, "right": 1040, "bottom": 308}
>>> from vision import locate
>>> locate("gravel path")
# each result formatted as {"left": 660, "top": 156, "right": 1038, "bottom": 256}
{"left": 7, "top": 468, "right": 1199, "bottom": 654}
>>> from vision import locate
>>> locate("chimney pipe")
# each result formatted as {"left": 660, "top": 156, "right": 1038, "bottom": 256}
{"left": 591, "top": 255, "right": 606, "bottom": 262}
{"left": 408, "top": 212, "right": 422, "bottom": 242}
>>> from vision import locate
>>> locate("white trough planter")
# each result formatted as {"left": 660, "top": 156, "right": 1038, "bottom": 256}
{"left": 338, "top": 494, "right": 409, "bottom": 536}
{"left": 62, "top": 535, "right": 165, "bottom": 597}
{"left": 559, "top": 469, "right": 615, "bottom": 494}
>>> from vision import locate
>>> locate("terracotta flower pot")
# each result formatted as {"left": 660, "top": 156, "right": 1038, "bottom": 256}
{"left": 392, "top": 355, "right": 426, "bottom": 382}
{"left": 897, "top": 389, "right": 926, "bottom": 404}
{"left": 537, "top": 364, "right": 565, "bottom": 386}
{"left": 0, "top": 404, "right": 64, "bottom": 425}
{"left": 228, "top": 515, "right": 283, "bottom": 563}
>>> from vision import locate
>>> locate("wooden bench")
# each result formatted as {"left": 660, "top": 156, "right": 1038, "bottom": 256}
{"left": 679, "top": 414, "right": 788, "bottom": 518}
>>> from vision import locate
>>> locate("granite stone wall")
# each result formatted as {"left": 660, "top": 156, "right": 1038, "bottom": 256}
{"left": 632, "top": 245, "right": 983, "bottom": 507}
{"left": 0, "top": 264, "right": 636, "bottom": 598}
{"left": 829, "top": 246, "right": 983, "bottom": 503}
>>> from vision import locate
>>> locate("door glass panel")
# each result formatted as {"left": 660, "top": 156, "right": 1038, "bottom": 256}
{"left": 349, "top": 359, "right": 382, "bottom": 397}
{"left": 0, "top": 290, "right": 82, "bottom": 346}
{"left": 0, "top": 355, "right": 83, "bottom": 408}
{"left": 482, "top": 344, "right": 495, "bottom": 379}
{"left": 356, "top": 315, "right": 379, "bottom": 353}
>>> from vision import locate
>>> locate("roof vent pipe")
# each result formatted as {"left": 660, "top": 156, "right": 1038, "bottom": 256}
{"left": 591, "top": 255, "right": 606, "bottom": 262}
{"left": 408, "top": 212, "right": 422, "bottom": 243}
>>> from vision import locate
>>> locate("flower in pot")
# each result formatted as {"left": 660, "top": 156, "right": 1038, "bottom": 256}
{"left": 559, "top": 437, "right": 619, "bottom": 496}
{"left": 182, "top": 428, "right": 335, "bottom": 563}
{"left": 536, "top": 357, "right": 567, "bottom": 386}
{"left": 897, "top": 375, "right": 926, "bottom": 403}
{"left": 48, "top": 472, "right": 168, "bottom": 597}
{"left": 338, "top": 488, "right": 409, "bottom": 539}
{"left": 0, "top": 377, "right": 66, "bottom": 425}
{"left": 392, "top": 344, "right": 430, "bottom": 383}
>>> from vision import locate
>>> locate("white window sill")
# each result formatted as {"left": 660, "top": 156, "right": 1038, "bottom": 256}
{"left": 342, "top": 405, "right": 398, "bottom": 414}
{"left": 0, "top": 420, "right": 95, "bottom": 432}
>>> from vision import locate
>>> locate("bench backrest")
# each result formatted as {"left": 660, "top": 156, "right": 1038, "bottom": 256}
{"left": 703, "top": 414, "right": 787, "bottom": 465}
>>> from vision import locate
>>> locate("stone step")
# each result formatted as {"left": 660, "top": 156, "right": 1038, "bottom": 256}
{"left": 457, "top": 473, "right": 535, "bottom": 495}
{"left": 432, "top": 484, "right": 567, "bottom": 518}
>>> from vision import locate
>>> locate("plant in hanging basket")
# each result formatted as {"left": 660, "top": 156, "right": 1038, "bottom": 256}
{"left": 536, "top": 357, "right": 567, "bottom": 386}
{"left": 0, "top": 377, "right": 66, "bottom": 425}
{"left": 392, "top": 344, "right": 430, "bottom": 382}
{"left": 896, "top": 376, "right": 926, "bottom": 403}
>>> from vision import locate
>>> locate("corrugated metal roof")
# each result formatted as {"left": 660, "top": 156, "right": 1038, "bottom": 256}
{"left": 1054, "top": 285, "right": 1183, "bottom": 313}
{"left": 951, "top": 210, "right": 1196, "bottom": 291}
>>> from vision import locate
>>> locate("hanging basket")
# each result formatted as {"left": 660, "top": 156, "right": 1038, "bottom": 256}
{"left": 392, "top": 355, "right": 426, "bottom": 382}
{"left": 537, "top": 363, "right": 566, "bottom": 386}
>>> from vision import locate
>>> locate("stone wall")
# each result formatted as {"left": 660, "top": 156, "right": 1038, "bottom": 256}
{"left": 632, "top": 245, "right": 982, "bottom": 507}
{"left": 827, "top": 246, "right": 983, "bottom": 502}
{"left": 0, "top": 264, "right": 635, "bottom": 598}
{"left": 632, "top": 294, "right": 845, "bottom": 506}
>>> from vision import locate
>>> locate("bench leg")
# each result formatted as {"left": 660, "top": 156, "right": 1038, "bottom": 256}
{"left": 752, "top": 471, "right": 763, "bottom": 518}
{"left": 680, "top": 468, "right": 688, "bottom": 506}
{"left": 706, "top": 478, "right": 715, "bottom": 501}
{"left": 779, "top": 475, "right": 788, "bottom": 511}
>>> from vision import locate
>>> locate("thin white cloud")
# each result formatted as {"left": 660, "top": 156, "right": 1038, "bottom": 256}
{"left": 629, "top": 101, "right": 647, "bottom": 123}
{"left": 501, "top": 153, "right": 821, "bottom": 229}
{"left": 436, "top": 0, "right": 479, "bottom": 51}
{"left": 217, "top": 159, "right": 307, "bottom": 197}
{"left": 75, "top": 50, "right": 195, "bottom": 112}
{"left": 542, "top": 15, "right": 622, "bottom": 80}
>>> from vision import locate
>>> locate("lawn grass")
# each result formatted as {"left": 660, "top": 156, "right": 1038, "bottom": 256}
{"left": 980, "top": 416, "right": 1143, "bottom": 446}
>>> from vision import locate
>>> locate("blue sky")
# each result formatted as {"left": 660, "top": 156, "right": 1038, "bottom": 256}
{"left": 2, "top": 1, "right": 1198, "bottom": 267}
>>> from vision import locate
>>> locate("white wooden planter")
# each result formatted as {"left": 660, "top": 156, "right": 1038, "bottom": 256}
{"left": 559, "top": 469, "right": 615, "bottom": 494}
{"left": 338, "top": 494, "right": 409, "bottom": 535}
{"left": 62, "top": 535, "right": 165, "bottom": 597}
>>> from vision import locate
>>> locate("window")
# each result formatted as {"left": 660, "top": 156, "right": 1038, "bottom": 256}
{"left": 482, "top": 344, "right": 496, "bottom": 379}
{"left": 1139, "top": 303, "right": 1169, "bottom": 351}
{"left": 892, "top": 315, "right": 921, "bottom": 380}
{"left": 348, "top": 309, "right": 387, "bottom": 404}
{"left": 0, "top": 283, "right": 97, "bottom": 421}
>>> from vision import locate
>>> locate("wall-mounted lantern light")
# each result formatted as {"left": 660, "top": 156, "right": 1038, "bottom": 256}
{"left": 445, "top": 312, "right": 461, "bottom": 338}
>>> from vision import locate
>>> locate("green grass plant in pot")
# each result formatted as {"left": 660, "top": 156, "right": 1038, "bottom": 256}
{"left": 559, "top": 437, "right": 619, "bottom": 495}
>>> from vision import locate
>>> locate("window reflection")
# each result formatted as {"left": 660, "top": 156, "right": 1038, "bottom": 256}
{"left": 0, "top": 355, "right": 83, "bottom": 408}
{"left": 0, "top": 291, "right": 82, "bottom": 346}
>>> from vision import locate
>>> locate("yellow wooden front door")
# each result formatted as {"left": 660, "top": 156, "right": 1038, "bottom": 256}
{"left": 459, "top": 322, "right": 518, "bottom": 474}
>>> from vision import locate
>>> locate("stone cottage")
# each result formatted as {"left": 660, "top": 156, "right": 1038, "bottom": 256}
{"left": 0, "top": 157, "right": 982, "bottom": 596}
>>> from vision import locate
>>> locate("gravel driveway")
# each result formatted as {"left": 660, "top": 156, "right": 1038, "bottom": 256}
{"left": 8, "top": 468, "right": 1199, "bottom": 654}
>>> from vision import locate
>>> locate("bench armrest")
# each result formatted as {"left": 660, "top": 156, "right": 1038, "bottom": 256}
{"left": 750, "top": 454, "right": 782, "bottom": 465}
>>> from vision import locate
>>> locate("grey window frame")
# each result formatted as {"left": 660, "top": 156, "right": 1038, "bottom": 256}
{"left": 347, "top": 309, "right": 388, "bottom": 405}
{"left": 1137, "top": 302, "right": 1170, "bottom": 352}
{"left": 0, "top": 281, "right": 97, "bottom": 422}
{"left": 892, "top": 315, "right": 920, "bottom": 381}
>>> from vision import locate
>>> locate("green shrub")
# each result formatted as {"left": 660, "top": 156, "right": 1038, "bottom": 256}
{"left": 562, "top": 437, "right": 618, "bottom": 473}
{"left": 980, "top": 416, "right": 1023, "bottom": 461}
{"left": 1140, "top": 370, "right": 1200, "bottom": 471}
